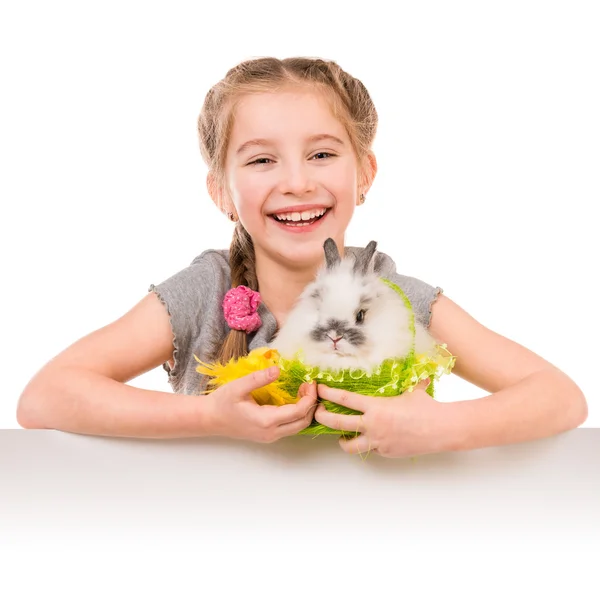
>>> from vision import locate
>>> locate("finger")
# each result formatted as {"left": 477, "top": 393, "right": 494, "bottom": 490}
{"left": 266, "top": 386, "right": 318, "bottom": 427}
{"left": 298, "top": 381, "right": 314, "bottom": 399}
{"left": 338, "top": 433, "right": 377, "bottom": 456}
{"left": 299, "top": 381, "right": 317, "bottom": 399}
{"left": 317, "top": 384, "right": 367, "bottom": 412}
{"left": 314, "top": 403, "right": 366, "bottom": 434}
{"left": 230, "top": 366, "right": 281, "bottom": 398}
{"left": 410, "top": 377, "right": 431, "bottom": 392}
{"left": 274, "top": 402, "right": 319, "bottom": 438}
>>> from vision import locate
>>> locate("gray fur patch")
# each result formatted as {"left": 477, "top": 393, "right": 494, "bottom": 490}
{"left": 310, "top": 318, "right": 367, "bottom": 347}
{"left": 352, "top": 240, "right": 378, "bottom": 275}
{"left": 323, "top": 238, "right": 341, "bottom": 270}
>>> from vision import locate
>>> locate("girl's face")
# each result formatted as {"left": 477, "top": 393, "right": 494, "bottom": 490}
{"left": 222, "top": 88, "right": 367, "bottom": 268}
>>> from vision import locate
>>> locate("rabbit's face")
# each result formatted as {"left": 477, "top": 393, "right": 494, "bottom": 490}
{"left": 271, "top": 238, "right": 417, "bottom": 371}
{"left": 305, "top": 266, "right": 380, "bottom": 359}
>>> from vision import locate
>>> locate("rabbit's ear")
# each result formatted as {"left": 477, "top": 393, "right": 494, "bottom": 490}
{"left": 323, "top": 238, "right": 341, "bottom": 270}
{"left": 353, "top": 240, "right": 378, "bottom": 275}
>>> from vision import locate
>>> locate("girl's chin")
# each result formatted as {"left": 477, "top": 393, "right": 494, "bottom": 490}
{"left": 259, "top": 240, "right": 334, "bottom": 269}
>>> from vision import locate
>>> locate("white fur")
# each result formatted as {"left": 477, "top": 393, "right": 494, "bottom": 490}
{"left": 269, "top": 256, "right": 437, "bottom": 373}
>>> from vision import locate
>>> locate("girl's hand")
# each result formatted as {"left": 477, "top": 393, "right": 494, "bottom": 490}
{"left": 315, "top": 379, "right": 452, "bottom": 458}
{"left": 208, "top": 367, "right": 318, "bottom": 443}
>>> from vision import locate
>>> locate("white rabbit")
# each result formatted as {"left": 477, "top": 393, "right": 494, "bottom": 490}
{"left": 269, "top": 238, "right": 437, "bottom": 373}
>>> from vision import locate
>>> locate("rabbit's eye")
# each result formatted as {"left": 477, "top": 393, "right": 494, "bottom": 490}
{"left": 356, "top": 310, "right": 366, "bottom": 324}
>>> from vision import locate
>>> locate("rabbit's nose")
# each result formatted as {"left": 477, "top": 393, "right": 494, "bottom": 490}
{"left": 327, "top": 335, "right": 344, "bottom": 349}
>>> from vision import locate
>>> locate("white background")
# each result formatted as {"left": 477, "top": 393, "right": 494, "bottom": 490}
{"left": 1, "top": 0, "right": 598, "bottom": 428}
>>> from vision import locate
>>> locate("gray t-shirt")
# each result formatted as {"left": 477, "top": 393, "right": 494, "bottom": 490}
{"left": 148, "top": 246, "right": 443, "bottom": 396}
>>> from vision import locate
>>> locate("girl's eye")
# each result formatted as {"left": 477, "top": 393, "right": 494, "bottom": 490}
{"left": 248, "top": 152, "right": 335, "bottom": 166}
{"left": 248, "top": 158, "right": 273, "bottom": 165}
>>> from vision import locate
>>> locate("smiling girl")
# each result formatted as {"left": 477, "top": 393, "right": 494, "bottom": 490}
{"left": 16, "top": 57, "right": 588, "bottom": 458}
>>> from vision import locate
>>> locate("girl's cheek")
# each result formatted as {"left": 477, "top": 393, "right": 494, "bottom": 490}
{"left": 232, "top": 177, "right": 257, "bottom": 198}
{"left": 239, "top": 169, "right": 269, "bottom": 187}
{"left": 327, "top": 160, "right": 357, "bottom": 186}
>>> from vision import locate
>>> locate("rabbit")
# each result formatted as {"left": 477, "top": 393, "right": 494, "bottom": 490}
{"left": 269, "top": 238, "right": 438, "bottom": 374}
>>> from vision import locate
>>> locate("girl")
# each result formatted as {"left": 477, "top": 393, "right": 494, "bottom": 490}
{"left": 16, "top": 57, "right": 588, "bottom": 458}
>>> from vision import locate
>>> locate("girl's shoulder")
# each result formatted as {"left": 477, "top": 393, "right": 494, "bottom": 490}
{"left": 151, "top": 248, "right": 232, "bottom": 295}
{"left": 148, "top": 248, "right": 232, "bottom": 394}
{"left": 348, "top": 245, "right": 444, "bottom": 329}
{"left": 190, "top": 247, "right": 230, "bottom": 270}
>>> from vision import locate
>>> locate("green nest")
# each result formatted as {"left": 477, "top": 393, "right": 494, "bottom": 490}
{"left": 276, "top": 343, "right": 455, "bottom": 437}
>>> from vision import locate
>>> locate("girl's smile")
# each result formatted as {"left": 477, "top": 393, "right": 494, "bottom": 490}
{"left": 267, "top": 205, "right": 332, "bottom": 234}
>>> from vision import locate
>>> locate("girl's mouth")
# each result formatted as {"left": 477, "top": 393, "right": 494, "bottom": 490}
{"left": 268, "top": 208, "right": 330, "bottom": 232}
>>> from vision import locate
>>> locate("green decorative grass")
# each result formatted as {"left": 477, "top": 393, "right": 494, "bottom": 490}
{"left": 275, "top": 347, "right": 452, "bottom": 437}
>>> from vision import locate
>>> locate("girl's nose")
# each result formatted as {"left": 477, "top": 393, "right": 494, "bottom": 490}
{"left": 277, "top": 163, "right": 315, "bottom": 197}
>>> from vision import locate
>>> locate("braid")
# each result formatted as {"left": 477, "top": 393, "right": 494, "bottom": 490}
{"left": 230, "top": 224, "right": 258, "bottom": 290}
{"left": 214, "top": 223, "right": 258, "bottom": 365}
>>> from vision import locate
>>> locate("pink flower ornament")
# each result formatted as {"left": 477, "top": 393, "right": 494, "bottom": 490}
{"left": 222, "top": 285, "right": 262, "bottom": 334}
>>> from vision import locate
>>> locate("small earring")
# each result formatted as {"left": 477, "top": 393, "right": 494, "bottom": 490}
{"left": 226, "top": 211, "right": 237, "bottom": 222}
{"left": 359, "top": 193, "right": 366, "bottom": 205}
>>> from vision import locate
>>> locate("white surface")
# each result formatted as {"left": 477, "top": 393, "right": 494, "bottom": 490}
{"left": 1, "top": 428, "right": 599, "bottom": 598}
{"left": 1, "top": 0, "right": 598, "bottom": 428}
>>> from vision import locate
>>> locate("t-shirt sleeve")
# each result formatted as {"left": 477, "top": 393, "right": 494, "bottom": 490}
{"left": 147, "top": 250, "right": 229, "bottom": 387}
{"left": 374, "top": 250, "right": 443, "bottom": 329}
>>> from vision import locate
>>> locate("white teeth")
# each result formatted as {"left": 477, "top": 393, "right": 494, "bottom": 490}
{"left": 273, "top": 208, "right": 327, "bottom": 221}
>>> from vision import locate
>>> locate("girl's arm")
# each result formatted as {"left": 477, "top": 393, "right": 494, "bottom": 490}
{"left": 429, "top": 294, "right": 588, "bottom": 451}
{"left": 16, "top": 293, "right": 215, "bottom": 439}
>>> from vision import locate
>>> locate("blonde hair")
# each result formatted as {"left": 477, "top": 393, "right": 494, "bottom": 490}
{"left": 197, "top": 57, "right": 378, "bottom": 365}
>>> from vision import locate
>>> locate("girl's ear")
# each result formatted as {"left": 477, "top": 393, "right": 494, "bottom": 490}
{"left": 206, "top": 172, "right": 220, "bottom": 205}
{"left": 359, "top": 152, "right": 378, "bottom": 198}
{"left": 207, "top": 172, "right": 235, "bottom": 216}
